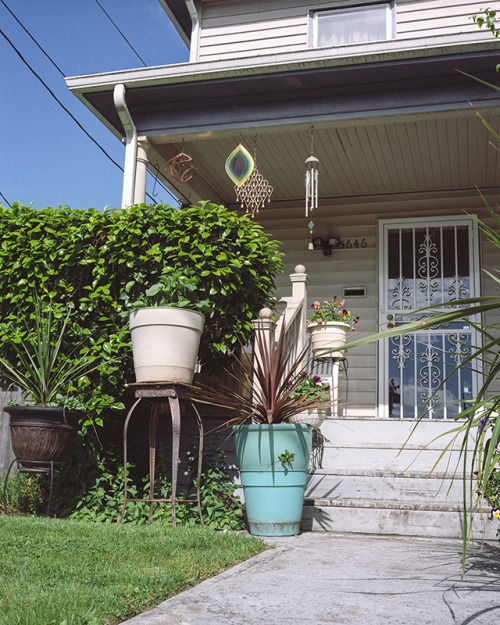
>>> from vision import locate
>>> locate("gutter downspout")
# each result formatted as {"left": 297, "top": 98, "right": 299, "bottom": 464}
{"left": 186, "top": 0, "right": 200, "bottom": 63}
{"left": 114, "top": 84, "right": 137, "bottom": 208}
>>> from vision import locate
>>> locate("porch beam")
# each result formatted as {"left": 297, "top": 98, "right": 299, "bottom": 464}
{"left": 74, "top": 49, "right": 500, "bottom": 144}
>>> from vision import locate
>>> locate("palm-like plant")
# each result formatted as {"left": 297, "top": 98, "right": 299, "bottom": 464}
{"left": 0, "top": 299, "right": 99, "bottom": 407}
{"left": 195, "top": 319, "right": 332, "bottom": 426}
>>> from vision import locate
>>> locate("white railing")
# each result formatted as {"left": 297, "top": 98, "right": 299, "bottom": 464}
{"left": 252, "top": 264, "right": 309, "bottom": 375}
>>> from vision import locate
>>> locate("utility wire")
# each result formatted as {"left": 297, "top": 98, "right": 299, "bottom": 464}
{"left": 0, "top": 0, "right": 66, "bottom": 77}
{"left": 93, "top": 0, "right": 147, "bottom": 67}
{"left": 0, "top": 28, "right": 125, "bottom": 175}
{"left": 0, "top": 192, "right": 11, "bottom": 207}
{"left": 0, "top": 14, "right": 178, "bottom": 205}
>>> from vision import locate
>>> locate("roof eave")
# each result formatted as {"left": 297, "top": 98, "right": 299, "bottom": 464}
{"left": 66, "top": 32, "right": 500, "bottom": 94}
{"left": 158, "top": 0, "right": 191, "bottom": 46}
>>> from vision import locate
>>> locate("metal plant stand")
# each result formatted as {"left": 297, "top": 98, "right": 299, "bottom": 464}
{"left": 309, "top": 357, "right": 348, "bottom": 470}
{"left": 311, "top": 357, "right": 348, "bottom": 418}
{"left": 119, "top": 383, "right": 204, "bottom": 526}
{"left": 3, "top": 459, "right": 61, "bottom": 517}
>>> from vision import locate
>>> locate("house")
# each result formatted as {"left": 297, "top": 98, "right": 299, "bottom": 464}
{"left": 66, "top": 0, "right": 500, "bottom": 538}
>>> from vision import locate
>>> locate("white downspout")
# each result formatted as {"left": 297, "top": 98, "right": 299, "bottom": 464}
{"left": 114, "top": 84, "right": 137, "bottom": 208}
{"left": 186, "top": 0, "right": 201, "bottom": 62}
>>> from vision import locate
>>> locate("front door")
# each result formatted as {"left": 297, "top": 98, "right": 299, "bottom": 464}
{"left": 378, "top": 216, "right": 480, "bottom": 419}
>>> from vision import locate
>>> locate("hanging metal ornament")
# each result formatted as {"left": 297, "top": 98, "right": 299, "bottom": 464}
{"left": 305, "top": 127, "right": 319, "bottom": 249}
{"left": 308, "top": 220, "right": 315, "bottom": 251}
{"left": 166, "top": 152, "right": 197, "bottom": 182}
{"left": 225, "top": 144, "right": 255, "bottom": 186}
{"left": 305, "top": 127, "right": 319, "bottom": 218}
{"left": 305, "top": 155, "right": 319, "bottom": 216}
{"left": 235, "top": 145, "right": 273, "bottom": 217}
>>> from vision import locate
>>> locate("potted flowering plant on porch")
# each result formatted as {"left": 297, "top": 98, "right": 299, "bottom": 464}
{"left": 307, "top": 297, "right": 360, "bottom": 358}
{"left": 288, "top": 371, "right": 331, "bottom": 428}
{"left": 194, "top": 315, "right": 332, "bottom": 537}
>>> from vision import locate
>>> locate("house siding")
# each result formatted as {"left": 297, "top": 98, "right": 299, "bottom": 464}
{"left": 197, "top": 0, "right": 489, "bottom": 61}
{"left": 254, "top": 189, "right": 500, "bottom": 417}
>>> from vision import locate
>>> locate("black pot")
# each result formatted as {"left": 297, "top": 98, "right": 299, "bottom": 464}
{"left": 5, "top": 405, "right": 82, "bottom": 472}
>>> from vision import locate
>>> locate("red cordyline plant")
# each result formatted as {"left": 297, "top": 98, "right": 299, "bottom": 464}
{"left": 194, "top": 320, "right": 332, "bottom": 425}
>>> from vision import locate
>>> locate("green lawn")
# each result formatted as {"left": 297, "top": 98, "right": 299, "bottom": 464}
{"left": 0, "top": 516, "right": 266, "bottom": 625}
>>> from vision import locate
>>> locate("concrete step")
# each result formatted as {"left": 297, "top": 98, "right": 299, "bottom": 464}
{"left": 302, "top": 498, "right": 498, "bottom": 540}
{"left": 305, "top": 471, "right": 464, "bottom": 504}
{"left": 320, "top": 417, "right": 470, "bottom": 448}
{"left": 313, "top": 444, "right": 462, "bottom": 473}
{"left": 301, "top": 417, "right": 490, "bottom": 539}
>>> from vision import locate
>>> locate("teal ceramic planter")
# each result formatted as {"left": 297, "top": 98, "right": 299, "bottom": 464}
{"left": 233, "top": 423, "right": 311, "bottom": 536}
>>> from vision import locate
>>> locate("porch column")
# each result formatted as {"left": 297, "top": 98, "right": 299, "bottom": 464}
{"left": 134, "top": 138, "right": 150, "bottom": 205}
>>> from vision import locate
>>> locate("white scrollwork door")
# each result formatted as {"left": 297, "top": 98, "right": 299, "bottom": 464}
{"left": 378, "top": 216, "right": 480, "bottom": 419}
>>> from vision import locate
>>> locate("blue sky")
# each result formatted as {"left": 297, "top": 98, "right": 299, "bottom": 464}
{"left": 1, "top": 0, "right": 189, "bottom": 210}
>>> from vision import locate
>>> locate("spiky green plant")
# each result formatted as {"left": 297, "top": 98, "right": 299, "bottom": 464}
{"left": 0, "top": 298, "right": 100, "bottom": 406}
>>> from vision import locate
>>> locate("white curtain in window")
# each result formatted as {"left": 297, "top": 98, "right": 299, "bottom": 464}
{"left": 317, "top": 6, "right": 387, "bottom": 47}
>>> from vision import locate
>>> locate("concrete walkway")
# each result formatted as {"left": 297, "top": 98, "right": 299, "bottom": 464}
{"left": 121, "top": 532, "right": 500, "bottom": 625}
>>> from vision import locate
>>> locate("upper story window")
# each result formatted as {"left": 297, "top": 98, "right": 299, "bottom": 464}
{"left": 311, "top": 3, "right": 394, "bottom": 48}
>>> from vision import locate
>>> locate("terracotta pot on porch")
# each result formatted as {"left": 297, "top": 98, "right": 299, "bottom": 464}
{"left": 6, "top": 405, "right": 79, "bottom": 472}
{"left": 307, "top": 321, "right": 350, "bottom": 359}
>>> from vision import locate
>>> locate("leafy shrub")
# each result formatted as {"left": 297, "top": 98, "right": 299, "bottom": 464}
{"left": 0, "top": 201, "right": 283, "bottom": 423}
{"left": 61, "top": 443, "right": 244, "bottom": 530}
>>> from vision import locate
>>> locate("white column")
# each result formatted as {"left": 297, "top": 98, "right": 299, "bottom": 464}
{"left": 134, "top": 138, "right": 150, "bottom": 205}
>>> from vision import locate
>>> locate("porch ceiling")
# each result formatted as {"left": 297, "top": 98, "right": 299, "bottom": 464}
{"left": 67, "top": 46, "right": 500, "bottom": 206}
{"left": 150, "top": 109, "right": 500, "bottom": 208}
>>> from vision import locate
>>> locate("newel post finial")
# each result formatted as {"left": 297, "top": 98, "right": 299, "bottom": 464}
{"left": 252, "top": 307, "right": 274, "bottom": 334}
{"left": 289, "top": 264, "right": 309, "bottom": 300}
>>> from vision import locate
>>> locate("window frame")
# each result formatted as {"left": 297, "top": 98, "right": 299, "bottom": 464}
{"left": 309, "top": 2, "right": 395, "bottom": 49}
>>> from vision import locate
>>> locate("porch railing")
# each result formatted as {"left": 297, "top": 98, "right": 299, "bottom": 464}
{"left": 252, "top": 264, "right": 309, "bottom": 376}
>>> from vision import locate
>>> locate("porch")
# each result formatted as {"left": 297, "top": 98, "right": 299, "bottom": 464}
{"left": 65, "top": 33, "right": 500, "bottom": 538}
{"left": 267, "top": 265, "right": 497, "bottom": 539}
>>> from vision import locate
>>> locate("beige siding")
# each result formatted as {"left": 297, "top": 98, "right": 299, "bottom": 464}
{"left": 255, "top": 190, "right": 500, "bottom": 417}
{"left": 397, "top": 0, "right": 487, "bottom": 37}
{"left": 197, "top": 0, "right": 489, "bottom": 61}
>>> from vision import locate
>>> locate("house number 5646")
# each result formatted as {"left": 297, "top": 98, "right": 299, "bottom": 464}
{"left": 338, "top": 238, "right": 367, "bottom": 249}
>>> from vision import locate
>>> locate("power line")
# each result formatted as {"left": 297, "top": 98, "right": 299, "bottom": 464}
{"left": 0, "top": 28, "right": 125, "bottom": 175}
{"left": 0, "top": 192, "right": 11, "bottom": 207}
{"left": 93, "top": 0, "right": 147, "bottom": 67}
{"left": 0, "top": 15, "right": 179, "bottom": 206}
{"left": 0, "top": 0, "right": 66, "bottom": 77}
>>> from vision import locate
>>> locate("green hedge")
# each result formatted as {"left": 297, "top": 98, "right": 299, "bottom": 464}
{"left": 0, "top": 201, "right": 283, "bottom": 419}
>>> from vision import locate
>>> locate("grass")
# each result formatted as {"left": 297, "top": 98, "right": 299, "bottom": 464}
{"left": 0, "top": 516, "right": 267, "bottom": 625}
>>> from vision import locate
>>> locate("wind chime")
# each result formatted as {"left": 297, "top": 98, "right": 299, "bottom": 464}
{"left": 305, "top": 127, "right": 319, "bottom": 250}
{"left": 225, "top": 140, "right": 273, "bottom": 217}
